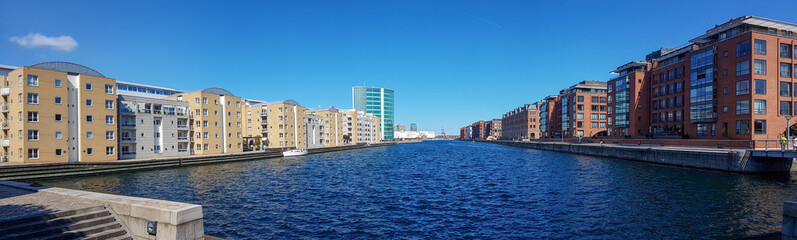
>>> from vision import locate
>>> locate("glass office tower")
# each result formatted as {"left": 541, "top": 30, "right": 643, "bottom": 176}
{"left": 353, "top": 87, "right": 394, "bottom": 140}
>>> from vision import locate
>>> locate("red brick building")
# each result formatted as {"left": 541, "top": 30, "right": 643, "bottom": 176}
{"left": 538, "top": 95, "right": 558, "bottom": 138}
{"left": 607, "top": 61, "right": 652, "bottom": 137}
{"left": 605, "top": 16, "right": 797, "bottom": 144}
{"left": 471, "top": 120, "right": 488, "bottom": 139}
{"left": 487, "top": 119, "right": 502, "bottom": 139}
{"left": 501, "top": 103, "right": 540, "bottom": 140}
{"left": 559, "top": 81, "right": 609, "bottom": 138}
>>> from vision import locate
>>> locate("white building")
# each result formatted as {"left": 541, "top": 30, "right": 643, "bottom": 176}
{"left": 394, "top": 130, "right": 436, "bottom": 139}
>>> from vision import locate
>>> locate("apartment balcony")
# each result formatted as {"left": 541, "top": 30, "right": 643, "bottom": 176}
{"left": 178, "top": 149, "right": 188, "bottom": 153}
{"left": 261, "top": 128, "right": 268, "bottom": 133}
{"left": 120, "top": 123, "right": 136, "bottom": 129}
{"left": 177, "top": 136, "right": 188, "bottom": 141}
{"left": 0, "top": 155, "right": 7, "bottom": 162}
{"left": 0, "top": 121, "right": 9, "bottom": 130}
{"left": 120, "top": 109, "right": 135, "bottom": 116}
{"left": 121, "top": 151, "right": 136, "bottom": 156}
{"left": 0, "top": 104, "right": 8, "bottom": 113}
{"left": 121, "top": 137, "right": 136, "bottom": 143}
{"left": 261, "top": 112, "right": 268, "bottom": 116}
{"left": 0, "top": 87, "right": 8, "bottom": 96}
{"left": 1, "top": 139, "right": 9, "bottom": 147}
{"left": 177, "top": 124, "right": 188, "bottom": 128}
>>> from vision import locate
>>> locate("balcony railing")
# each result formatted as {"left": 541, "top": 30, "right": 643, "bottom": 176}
{"left": 120, "top": 123, "right": 136, "bottom": 128}
{"left": 1, "top": 139, "right": 9, "bottom": 147}
{"left": 121, "top": 137, "right": 136, "bottom": 142}
{"left": 121, "top": 151, "right": 136, "bottom": 155}
{"left": 0, "top": 121, "right": 9, "bottom": 130}
{"left": 120, "top": 108, "right": 135, "bottom": 115}
{"left": 178, "top": 137, "right": 188, "bottom": 141}
{"left": 0, "top": 155, "right": 7, "bottom": 162}
{"left": 0, "top": 87, "right": 8, "bottom": 96}
{"left": 178, "top": 149, "right": 188, "bottom": 153}
{"left": 0, "top": 104, "right": 8, "bottom": 113}
{"left": 177, "top": 124, "right": 188, "bottom": 128}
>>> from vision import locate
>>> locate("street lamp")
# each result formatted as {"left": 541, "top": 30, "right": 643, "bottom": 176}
{"left": 787, "top": 115, "right": 793, "bottom": 150}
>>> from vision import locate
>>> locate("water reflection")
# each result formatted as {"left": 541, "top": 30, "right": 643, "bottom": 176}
{"left": 40, "top": 141, "right": 797, "bottom": 239}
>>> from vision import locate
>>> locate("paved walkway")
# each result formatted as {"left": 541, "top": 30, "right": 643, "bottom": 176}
{"left": 0, "top": 183, "right": 96, "bottom": 220}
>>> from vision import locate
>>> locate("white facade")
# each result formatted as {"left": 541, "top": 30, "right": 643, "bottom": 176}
{"left": 394, "top": 130, "right": 436, "bottom": 139}
{"left": 306, "top": 115, "right": 324, "bottom": 148}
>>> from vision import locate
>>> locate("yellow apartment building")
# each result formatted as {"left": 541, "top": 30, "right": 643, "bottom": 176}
{"left": 256, "top": 100, "right": 307, "bottom": 149}
{"left": 307, "top": 107, "right": 344, "bottom": 147}
{"left": 166, "top": 88, "right": 243, "bottom": 155}
{"left": 2, "top": 62, "right": 117, "bottom": 163}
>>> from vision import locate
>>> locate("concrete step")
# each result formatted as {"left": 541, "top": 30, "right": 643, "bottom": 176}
{"left": 0, "top": 204, "right": 130, "bottom": 240}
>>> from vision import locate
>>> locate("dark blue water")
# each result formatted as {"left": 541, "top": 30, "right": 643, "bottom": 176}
{"left": 40, "top": 141, "right": 797, "bottom": 239}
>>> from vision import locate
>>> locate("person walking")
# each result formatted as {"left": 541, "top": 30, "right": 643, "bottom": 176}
{"left": 781, "top": 135, "right": 788, "bottom": 151}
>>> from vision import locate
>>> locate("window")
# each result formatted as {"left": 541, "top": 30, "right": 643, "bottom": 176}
{"left": 782, "top": 101, "right": 792, "bottom": 115}
{"left": 55, "top": 97, "right": 62, "bottom": 104}
{"left": 754, "top": 99, "right": 766, "bottom": 115}
{"left": 676, "top": 68, "right": 682, "bottom": 78}
{"left": 27, "top": 112, "right": 38, "bottom": 122}
{"left": 105, "top": 100, "right": 113, "bottom": 109}
{"left": 736, "top": 120, "right": 750, "bottom": 135}
{"left": 27, "top": 75, "right": 38, "bottom": 86}
{"left": 87, "top": 132, "right": 93, "bottom": 139}
{"left": 736, "top": 80, "right": 750, "bottom": 95}
{"left": 105, "top": 84, "right": 113, "bottom": 94}
{"left": 87, "top": 148, "right": 93, "bottom": 155}
{"left": 86, "top": 115, "right": 93, "bottom": 122}
{"left": 203, "top": 109, "right": 208, "bottom": 116}
{"left": 754, "top": 119, "right": 766, "bottom": 134}
{"left": 106, "top": 131, "right": 114, "bottom": 140}
{"left": 754, "top": 60, "right": 766, "bottom": 75}
{"left": 736, "top": 60, "right": 750, "bottom": 76}
{"left": 782, "top": 82, "right": 792, "bottom": 97}
{"left": 27, "top": 130, "right": 38, "bottom": 141}
{"left": 782, "top": 44, "right": 793, "bottom": 59}
{"left": 577, "top": 96, "right": 584, "bottom": 102}
{"left": 754, "top": 39, "right": 766, "bottom": 55}
{"left": 202, "top": 97, "right": 208, "bottom": 104}
{"left": 55, "top": 131, "right": 62, "bottom": 139}
{"left": 676, "top": 82, "right": 682, "bottom": 93}
{"left": 106, "top": 146, "right": 114, "bottom": 156}
{"left": 28, "top": 149, "right": 38, "bottom": 160}
{"left": 85, "top": 83, "right": 92, "bottom": 90}
{"left": 754, "top": 79, "right": 766, "bottom": 94}
{"left": 737, "top": 40, "right": 750, "bottom": 57}
{"left": 576, "top": 113, "right": 584, "bottom": 119}
{"left": 697, "top": 124, "right": 708, "bottom": 136}
{"left": 86, "top": 99, "right": 92, "bottom": 106}
{"left": 782, "top": 63, "right": 792, "bottom": 78}
{"left": 55, "top": 149, "right": 62, "bottom": 156}
{"left": 27, "top": 93, "right": 38, "bottom": 104}
{"left": 736, "top": 100, "right": 750, "bottom": 114}
{"left": 54, "top": 79, "right": 61, "bottom": 87}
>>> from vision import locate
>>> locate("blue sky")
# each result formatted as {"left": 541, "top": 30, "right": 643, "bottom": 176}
{"left": 1, "top": 0, "right": 795, "bottom": 135}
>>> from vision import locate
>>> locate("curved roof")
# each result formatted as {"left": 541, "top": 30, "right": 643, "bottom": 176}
{"left": 183, "top": 87, "right": 235, "bottom": 96}
{"left": 30, "top": 62, "right": 105, "bottom": 78}
{"left": 262, "top": 99, "right": 300, "bottom": 106}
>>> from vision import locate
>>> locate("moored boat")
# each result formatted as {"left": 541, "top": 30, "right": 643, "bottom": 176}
{"left": 282, "top": 149, "right": 308, "bottom": 157}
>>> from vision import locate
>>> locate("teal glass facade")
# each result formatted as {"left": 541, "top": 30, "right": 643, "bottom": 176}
{"left": 353, "top": 87, "right": 394, "bottom": 140}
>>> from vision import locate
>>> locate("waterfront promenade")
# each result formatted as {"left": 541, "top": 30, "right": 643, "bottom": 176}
{"left": 479, "top": 139, "right": 797, "bottom": 174}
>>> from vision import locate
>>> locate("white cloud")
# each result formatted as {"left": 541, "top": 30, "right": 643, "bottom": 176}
{"left": 9, "top": 33, "right": 77, "bottom": 52}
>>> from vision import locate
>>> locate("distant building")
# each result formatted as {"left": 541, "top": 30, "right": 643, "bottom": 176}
{"left": 394, "top": 130, "right": 435, "bottom": 139}
{"left": 471, "top": 120, "right": 487, "bottom": 139}
{"left": 306, "top": 114, "right": 325, "bottom": 148}
{"left": 487, "top": 119, "right": 502, "bottom": 139}
{"left": 307, "top": 107, "right": 344, "bottom": 147}
{"left": 410, "top": 123, "right": 417, "bottom": 131}
{"left": 352, "top": 86, "right": 394, "bottom": 140}
{"left": 395, "top": 124, "right": 407, "bottom": 131}
{"left": 0, "top": 64, "right": 17, "bottom": 76}
{"left": 341, "top": 109, "right": 381, "bottom": 144}
{"left": 538, "top": 95, "right": 558, "bottom": 138}
{"left": 117, "top": 95, "right": 191, "bottom": 159}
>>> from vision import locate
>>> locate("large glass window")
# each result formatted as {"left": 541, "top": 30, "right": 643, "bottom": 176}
{"left": 782, "top": 63, "right": 792, "bottom": 78}
{"left": 782, "top": 82, "right": 793, "bottom": 97}
{"left": 782, "top": 101, "right": 792, "bottom": 115}
{"left": 782, "top": 44, "right": 793, "bottom": 59}
{"left": 754, "top": 59, "right": 766, "bottom": 75}
{"left": 754, "top": 79, "right": 766, "bottom": 94}
{"left": 27, "top": 75, "right": 38, "bottom": 86}
{"left": 690, "top": 48, "right": 716, "bottom": 122}
{"left": 736, "top": 100, "right": 750, "bottom": 114}
{"left": 754, "top": 99, "right": 766, "bottom": 115}
{"left": 736, "top": 120, "right": 750, "bottom": 135}
{"left": 754, "top": 39, "right": 767, "bottom": 55}
{"left": 736, "top": 80, "right": 750, "bottom": 95}
{"left": 736, "top": 60, "right": 750, "bottom": 76}
{"left": 737, "top": 40, "right": 750, "bottom": 57}
{"left": 754, "top": 119, "right": 766, "bottom": 134}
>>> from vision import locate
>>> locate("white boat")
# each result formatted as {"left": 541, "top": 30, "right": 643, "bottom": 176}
{"left": 282, "top": 149, "right": 308, "bottom": 157}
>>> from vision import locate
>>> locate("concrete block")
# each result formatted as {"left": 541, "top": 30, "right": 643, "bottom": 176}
{"left": 784, "top": 216, "right": 795, "bottom": 237}
{"left": 173, "top": 205, "right": 203, "bottom": 225}
{"left": 156, "top": 221, "right": 177, "bottom": 240}
{"left": 127, "top": 217, "right": 156, "bottom": 240}
{"left": 785, "top": 201, "right": 797, "bottom": 218}
{"left": 131, "top": 203, "right": 173, "bottom": 224}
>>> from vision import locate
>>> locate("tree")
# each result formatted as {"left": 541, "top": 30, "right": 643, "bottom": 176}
{"left": 254, "top": 138, "right": 261, "bottom": 151}
{"left": 343, "top": 135, "right": 351, "bottom": 144}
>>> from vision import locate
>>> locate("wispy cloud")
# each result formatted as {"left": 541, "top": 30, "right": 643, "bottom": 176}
{"left": 450, "top": 9, "right": 503, "bottom": 28}
{"left": 9, "top": 33, "right": 77, "bottom": 52}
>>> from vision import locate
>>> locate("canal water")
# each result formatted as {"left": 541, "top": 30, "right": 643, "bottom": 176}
{"left": 40, "top": 141, "right": 797, "bottom": 239}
